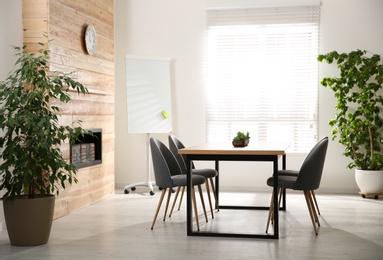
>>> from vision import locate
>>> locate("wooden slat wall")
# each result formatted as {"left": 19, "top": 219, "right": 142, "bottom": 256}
{"left": 22, "top": 0, "right": 115, "bottom": 219}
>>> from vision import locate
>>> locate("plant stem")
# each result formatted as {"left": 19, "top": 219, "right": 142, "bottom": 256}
{"left": 368, "top": 125, "right": 374, "bottom": 159}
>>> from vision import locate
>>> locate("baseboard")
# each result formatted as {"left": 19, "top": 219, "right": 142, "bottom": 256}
{"left": 115, "top": 182, "right": 359, "bottom": 195}
{"left": 218, "top": 185, "right": 359, "bottom": 195}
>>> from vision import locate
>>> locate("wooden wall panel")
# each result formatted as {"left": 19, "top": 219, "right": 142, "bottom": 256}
{"left": 22, "top": 0, "right": 115, "bottom": 220}
{"left": 23, "top": 0, "right": 49, "bottom": 50}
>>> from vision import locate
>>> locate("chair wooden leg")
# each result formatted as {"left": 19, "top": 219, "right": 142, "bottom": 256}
{"left": 304, "top": 190, "right": 318, "bottom": 235}
{"left": 311, "top": 190, "right": 321, "bottom": 215}
{"left": 266, "top": 189, "right": 275, "bottom": 233}
{"left": 278, "top": 188, "right": 284, "bottom": 208}
{"left": 172, "top": 185, "right": 187, "bottom": 212}
{"left": 169, "top": 182, "right": 215, "bottom": 220}
{"left": 191, "top": 186, "right": 200, "bottom": 231}
{"left": 209, "top": 177, "right": 219, "bottom": 211}
{"left": 205, "top": 181, "right": 214, "bottom": 218}
{"left": 151, "top": 188, "right": 167, "bottom": 230}
{"left": 271, "top": 188, "right": 283, "bottom": 224}
{"left": 308, "top": 191, "right": 320, "bottom": 226}
{"left": 198, "top": 184, "right": 208, "bottom": 223}
{"left": 163, "top": 188, "right": 173, "bottom": 221}
{"left": 169, "top": 187, "right": 181, "bottom": 218}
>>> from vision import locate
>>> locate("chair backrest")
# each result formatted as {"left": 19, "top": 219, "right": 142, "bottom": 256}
{"left": 168, "top": 135, "right": 187, "bottom": 173}
{"left": 294, "top": 136, "right": 329, "bottom": 191}
{"left": 150, "top": 138, "right": 182, "bottom": 188}
{"left": 168, "top": 135, "right": 195, "bottom": 174}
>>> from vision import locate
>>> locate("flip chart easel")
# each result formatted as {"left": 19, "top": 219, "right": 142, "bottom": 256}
{"left": 123, "top": 55, "right": 173, "bottom": 195}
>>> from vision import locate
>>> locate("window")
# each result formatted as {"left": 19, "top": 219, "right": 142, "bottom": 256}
{"left": 205, "top": 5, "right": 320, "bottom": 152}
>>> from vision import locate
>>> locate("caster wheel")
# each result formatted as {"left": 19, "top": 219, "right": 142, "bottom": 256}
{"left": 124, "top": 189, "right": 129, "bottom": 194}
{"left": 150, "top": 190, "right": 155, "bottom": 196}
{"left": 131, "top": 187, "right": 136, "bottom": 191}
{"left": 374, "top": 195, "right": 379, "bottom": 199}
{"left": 362, "top": 194, "right": 366, "bottom": 198}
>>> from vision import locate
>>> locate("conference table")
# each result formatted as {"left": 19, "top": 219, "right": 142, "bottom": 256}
{"left": 178, "top": 141, "right": 289, "bottom": 239}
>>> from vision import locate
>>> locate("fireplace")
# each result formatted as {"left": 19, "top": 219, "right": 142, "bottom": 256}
{"left": 70, "top": 128, "right": 102, "bottom": 169}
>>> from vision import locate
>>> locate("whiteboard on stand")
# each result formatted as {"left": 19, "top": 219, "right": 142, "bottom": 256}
{"left": 126, "top": 55, "right": 173, "bottom": 133}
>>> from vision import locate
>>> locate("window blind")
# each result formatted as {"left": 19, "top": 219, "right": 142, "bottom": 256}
{"left": 205, "top": 5, "right": 320, "bottom": 152}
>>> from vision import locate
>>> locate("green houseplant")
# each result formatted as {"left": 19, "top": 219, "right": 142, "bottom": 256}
{"left": 232, "top": 131, "right": 250, "bottom": 147}
{"left": 0, "top": 42, "right": 90, "bottom": 245}
{"left": 318, "top": 49, "right": 383, "bottom": 195}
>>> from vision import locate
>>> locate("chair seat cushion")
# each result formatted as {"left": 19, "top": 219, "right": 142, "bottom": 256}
{"left": 278, "top": 169, "right": 299, "bottom": 176}
{"left": 192, "top": 168, "right": 218, "bottom": 178}
{"left": 171, "top": 174, "right": 206, "bottom": 187}
{"left": 267, "top": 176, "right": 297, "bottom": 189}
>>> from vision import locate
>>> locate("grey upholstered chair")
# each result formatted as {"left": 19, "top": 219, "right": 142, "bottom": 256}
{"left": 168, "top": 135, "right": 218, "bottom": 218}
{"left": 150, "top": 138, "right": 207, "bottom": 231}
{"left": 278, "top": 171, "right": 321, "bottom": 215}
{"left": 265, "top": 136, "right": 328, "bottom": 235}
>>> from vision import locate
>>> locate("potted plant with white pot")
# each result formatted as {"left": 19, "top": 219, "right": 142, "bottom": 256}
{"left": 0, "top": 42, "right": 90, "bottom": 246}
{"left": 318, "top": 49, "right": 383, "bottom": 198}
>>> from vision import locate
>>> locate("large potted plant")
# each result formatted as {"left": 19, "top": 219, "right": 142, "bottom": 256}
{"left": 318, "top": 50, "right": 383, "bottom": 196}
{"left": 0, "top": 42, "right": 90, "bottom": 246}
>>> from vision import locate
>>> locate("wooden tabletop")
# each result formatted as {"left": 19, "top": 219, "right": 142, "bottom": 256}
{"left": 178, "top": 142, "right": 289, "bottom": 155}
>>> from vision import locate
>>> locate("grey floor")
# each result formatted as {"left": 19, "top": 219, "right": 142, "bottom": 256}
{"left": 0, "top": 188, "right": 382, "bottom": 260}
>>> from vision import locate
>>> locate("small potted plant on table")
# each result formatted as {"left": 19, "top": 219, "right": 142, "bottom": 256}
{"left": 232, "top": 131, "right": 250, "bottom": 147}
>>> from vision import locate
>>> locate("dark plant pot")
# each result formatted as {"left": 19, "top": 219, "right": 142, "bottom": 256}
{"left": 3, "top": 195, "right": 55, "bottom": 246}
{"left": 232, "top": 139, "right": 250, "bottom": 147}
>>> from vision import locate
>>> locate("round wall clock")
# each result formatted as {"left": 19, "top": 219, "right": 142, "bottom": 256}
{"left": 85, "top": 25, "right": 97, "bottom": 55}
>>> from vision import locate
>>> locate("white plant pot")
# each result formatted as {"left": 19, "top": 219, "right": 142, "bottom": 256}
{"left": 355, "top": 169, "right": 383, "bottom": 193}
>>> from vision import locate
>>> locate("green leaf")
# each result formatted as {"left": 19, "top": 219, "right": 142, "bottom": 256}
{"left": 0, "top": 39, "right": 89, "bottom": 201}
{"left": 318, "top": 49, "right": 383, "bottom": 170}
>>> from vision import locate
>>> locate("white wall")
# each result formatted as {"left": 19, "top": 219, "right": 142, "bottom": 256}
{"left": 0, "top": 0, "right": 23, "bottom": 231}
{"left": 115, "top": 0, "right": 383, "bottom": 194}
{"left": 115, "top": 0, "right": 208, "bottom": 191}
